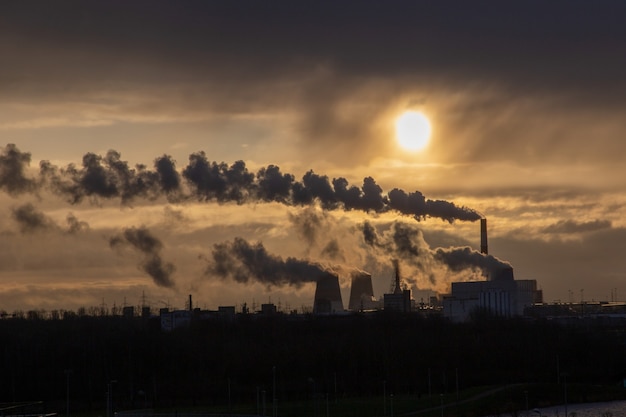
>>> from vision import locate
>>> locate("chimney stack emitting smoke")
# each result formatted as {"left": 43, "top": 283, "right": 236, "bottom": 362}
{"left": 393, "top": 259, "right": 402, "bottom": 294}
{"left": 480, "top": 218, "right": 488, "bottom": 255}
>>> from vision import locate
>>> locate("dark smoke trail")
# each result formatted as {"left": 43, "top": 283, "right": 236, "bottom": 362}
{"left": 11, "top": 203, "right": 90, "bottom": 235}
{"left": 387, "top": 188, "right": 480, "bottom": 222}
{"left": 433, "top": 247, "right": 512, "bottom": 275}
{"left": 110, "top": 226, "right": 175, "bottom": 288}
{"left": 320, "top": 239, "right": 344, "bottom": 261}
{"left": 11, "top": 203, "right": 55, "bottom": 233}
{"left": 205, "top": 237, "right": 335, "bottom": 288}
{"left": 66, "top": 213, "right": 89, "bottom": 234}
{"left": 182, "top": 152, "right": 255, "bottom": 203}
{"left": 3, "top": 144, "right": 480, "bottom": 222}
{"left": 0, "top": 144, "right": 38, "bottom": 196}
{"left": 154, "top": 154, "right": 182, "bottom": 195}
{"left": 40, "top": 151, "right": 181, "bottom": 205}
{"left": 288, "top": 207, "right": 328, "bottom": 247}
{"left": 359, "top": 220, "right": 510, "bottom": 279}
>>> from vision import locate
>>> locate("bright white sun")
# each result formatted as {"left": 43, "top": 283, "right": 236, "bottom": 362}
{"left": 395, "top": 111, "right": 432, "bottom": 151}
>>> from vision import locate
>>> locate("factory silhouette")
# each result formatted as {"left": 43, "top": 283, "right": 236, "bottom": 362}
{"left": 156, "top": 218, "right": 552, "bottom": 331}
{"left": 1, "top": 145, "right": 621, "bottom": 326}
{"left": 309, "top": 218, "right": 543, "bottom": 320}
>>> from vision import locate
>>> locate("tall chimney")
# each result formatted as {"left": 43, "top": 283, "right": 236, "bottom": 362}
{"left": 189, "top": 294, "right": 193, "bottom": 311}
{"left": 393, "top": 259, "right": 402, "bottom": 294}
{"left": 480, "top": 218, "right": 488, "bottom": 255}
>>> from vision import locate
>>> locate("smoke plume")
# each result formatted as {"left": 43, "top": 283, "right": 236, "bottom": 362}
{"left": 360, "top": 220, "right": 511, "bottom": 284}
{"left": 321, "top": 239, "right": 344, "bottom": 261}
{"left": 11, "top": 203, "right": 55, "bottom": 233}
{"left": 66, "top": 213, "right": 90, "bottom": 234}
{"left": 0, "top": 144, "right": 38, "bottom": 196}
{"left": 109, "top": 226, "right": 175, "bottom": 288}
{"left": 2, "top": 144, "right": 480, "bottom": 223}
{"left": 205, "top": 237, "right": 336, "bottom": 288}
{"left": 288, "top": 207, "right": 326, "bottom": 248}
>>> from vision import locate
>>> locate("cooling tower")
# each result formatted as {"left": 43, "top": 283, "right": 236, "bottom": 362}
{"left": 348, "top": 271, "right": 376, "bottom": 311}
{"left": 480, "top": 218, "right": 488, "bottom": 255}
{"left": 314, "top": 273, "right": 344, "bottom": 314}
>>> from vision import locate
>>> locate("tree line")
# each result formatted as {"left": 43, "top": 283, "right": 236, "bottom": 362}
{"left": 1, "top": 312, "right": 625, "bottom": 414}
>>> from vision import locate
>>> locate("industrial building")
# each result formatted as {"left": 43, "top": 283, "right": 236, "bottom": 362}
{"left": 442, "top": 218, "right": 543, "bottom": 322}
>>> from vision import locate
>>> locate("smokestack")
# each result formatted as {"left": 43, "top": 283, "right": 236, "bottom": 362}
{"left": 393, "top": 260, "right": 402, "bottom": 294}
{"left": 189, "top": 294, "right": 193, "bottom": 311}
{"left": 480, "top": 218, "right": 488, "bottom": 255}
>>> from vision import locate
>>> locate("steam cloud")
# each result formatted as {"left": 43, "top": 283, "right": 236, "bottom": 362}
{"left": 360, "top": 220, "right": 511, "bottom": 283}
{"left": 2, "top": 144, "right": 481, "bottom": 223}
{"left": 206, "top": 237, "right": 336, "bottom": 288}
{"left": 110, "top": 226, "right": 176, "bottom": 288}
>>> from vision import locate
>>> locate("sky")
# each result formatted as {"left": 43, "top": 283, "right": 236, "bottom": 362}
{"left": 1, "top": 0, "right": 625, "bottom": 313}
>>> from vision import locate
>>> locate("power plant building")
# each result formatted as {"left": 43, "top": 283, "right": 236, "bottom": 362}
{"left": 442, "top": 270, "right": 543, "bottom": 322}
{"left": 442, "top": 219, "right": 543, "bottom": 321}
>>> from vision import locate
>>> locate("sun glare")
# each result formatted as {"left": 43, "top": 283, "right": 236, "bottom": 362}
{"left": 395, "top": 111, "right": 432, "bottom": 151}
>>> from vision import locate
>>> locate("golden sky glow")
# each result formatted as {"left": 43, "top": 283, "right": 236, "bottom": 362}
{"left": 0, "top": 2, "right": 625, "bottom": 312}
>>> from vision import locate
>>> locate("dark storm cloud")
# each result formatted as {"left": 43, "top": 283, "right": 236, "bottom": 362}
{"left": 109, "top": 226, "right": 175, "bottom": 288}
{"left": 205, "top": 237, "right": 334, "bottom": 288}
{"left": 542, "top": 219, "right": 612, "bottom": 234}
